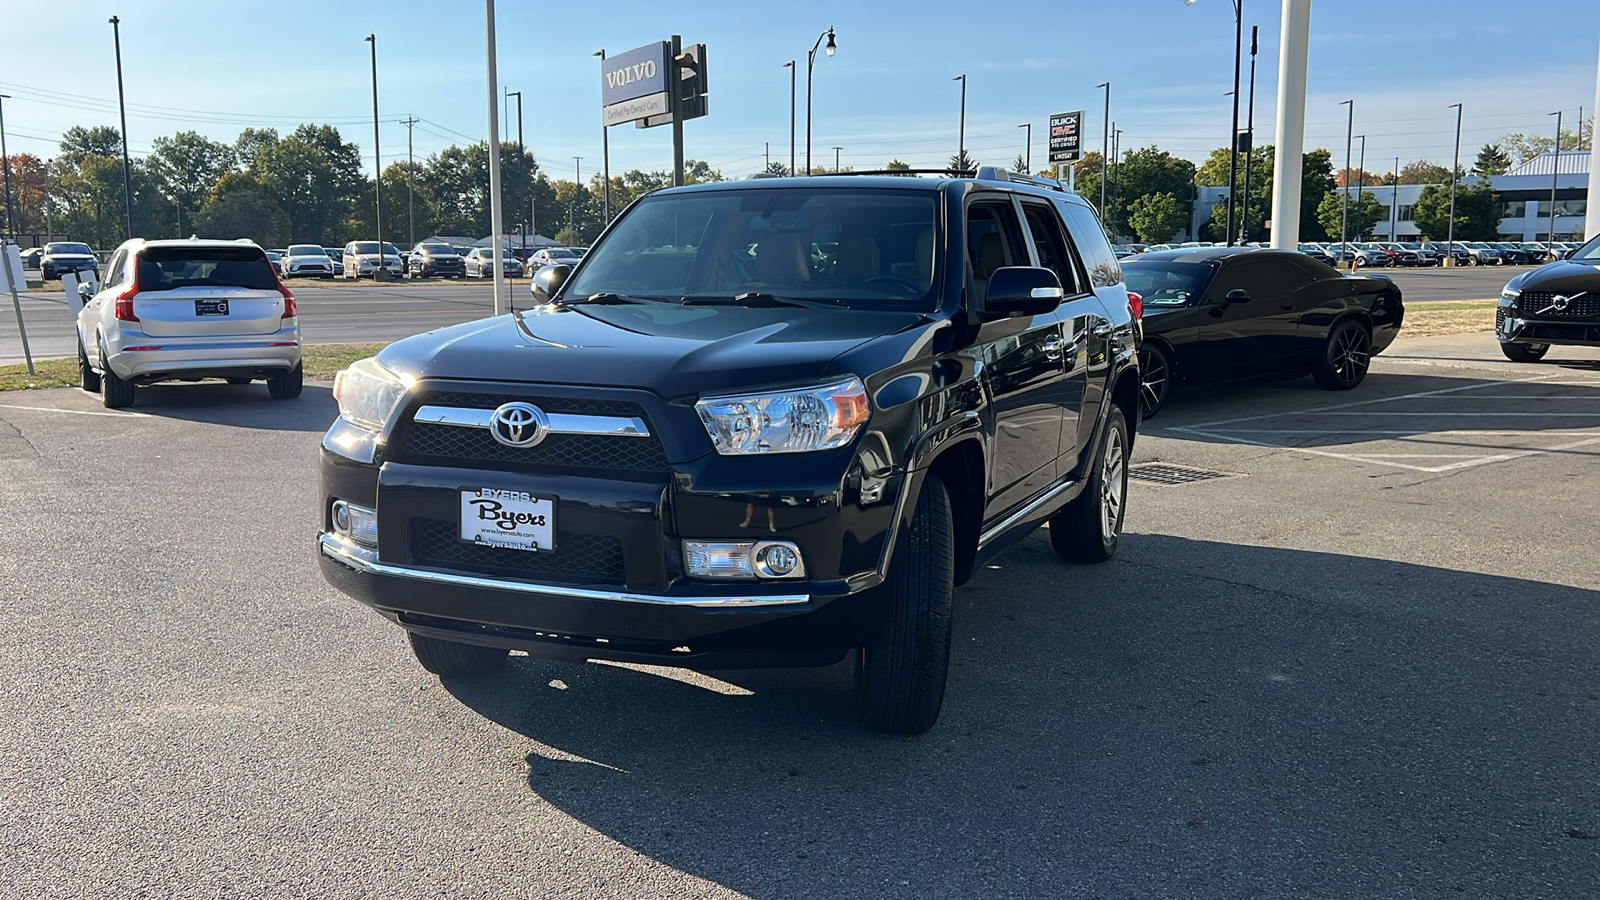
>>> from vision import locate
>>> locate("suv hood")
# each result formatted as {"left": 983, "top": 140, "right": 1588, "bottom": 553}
{"left": 1508, "top": 259, "right": 1600, "bottom": 293}
{"left": 378, "top": 303, "right": 926, "bottom": 398}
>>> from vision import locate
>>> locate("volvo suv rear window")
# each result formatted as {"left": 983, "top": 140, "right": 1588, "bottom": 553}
{"left": 565, "top": 187, "right": 941, "bottom": 311}
{"left": 136, "top": 247, "right": 279, "bottom": 292}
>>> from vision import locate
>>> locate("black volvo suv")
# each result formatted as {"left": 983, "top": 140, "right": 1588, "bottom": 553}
{"left": 317, "top": 168, "right": 1142, "bottom": 733}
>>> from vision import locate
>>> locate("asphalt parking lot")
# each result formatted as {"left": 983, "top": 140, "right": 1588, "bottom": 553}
{"left": 2, "top": 331, "right": 1597, "bottom": 898}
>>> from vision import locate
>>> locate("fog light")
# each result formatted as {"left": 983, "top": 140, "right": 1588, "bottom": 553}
{"left": 331, "top": 500, "right": 378, "bottom": 548}
{"left": 684, "top": 540, "right": 806, "bottom": 580}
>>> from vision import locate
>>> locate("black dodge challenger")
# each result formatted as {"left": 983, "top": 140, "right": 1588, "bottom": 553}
{"left": 1122, "top": 247, "right": 1405, "bottom": 416}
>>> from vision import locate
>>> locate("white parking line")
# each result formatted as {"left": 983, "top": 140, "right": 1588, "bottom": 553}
{"left": 0, "top": 403, "right": 147, "bottom": 418}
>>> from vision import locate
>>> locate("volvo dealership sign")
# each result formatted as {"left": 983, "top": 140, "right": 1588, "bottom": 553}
{"left": 603, "top": 42, "right": 672, "bottom": 127}
{"left": 1049, "top": 110, "right": 1083, "bottom": 164}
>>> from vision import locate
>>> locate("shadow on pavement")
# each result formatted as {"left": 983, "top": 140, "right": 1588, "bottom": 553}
{"left": 122, "top": 382, "right": 337, "bottom": 432}
{"left": 440, "top": 534, "right": 1600, "bottom": 898}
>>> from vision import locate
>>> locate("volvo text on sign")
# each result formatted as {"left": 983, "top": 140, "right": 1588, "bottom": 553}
{"left": 602, "top": 41, "right": 671, "bottom": 127}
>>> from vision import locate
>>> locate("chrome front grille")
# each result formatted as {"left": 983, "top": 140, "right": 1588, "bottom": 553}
{"left": 391, "top": 391, "right": 669, "bottom": 475}
{"left": 1518, "top": 292, "right": 1600, "bottom": 318}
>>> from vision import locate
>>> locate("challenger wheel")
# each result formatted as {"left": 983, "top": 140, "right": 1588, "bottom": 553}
{"left": 1138, "top": 344, "right": 1171, "bottom": 418}
{"left": 1313, "top": 320, "right": 1372, "bottom": 391}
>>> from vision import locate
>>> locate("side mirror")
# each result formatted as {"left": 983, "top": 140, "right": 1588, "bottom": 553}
{"left": 530, "top": 263, "right": 572, "bottom": 303}
{"left": 77, "top": 283, "right": 95, "bottom": 306}
{"left": 1224, "top": 289, "right": 1251, "bottom": 304}
{"left": 984, "top": 266, "right": 1063, "bottom": 317}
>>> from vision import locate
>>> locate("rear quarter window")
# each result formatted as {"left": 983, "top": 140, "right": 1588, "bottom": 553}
{"left": 1056, "top": 201, "right": 1124, "bottom": 288}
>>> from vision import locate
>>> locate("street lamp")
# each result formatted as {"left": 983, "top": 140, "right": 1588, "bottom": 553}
{"left": 1096, "top": 82, "right": 1110, "bottom": 215}
{"left": 0, "top": 94, "right": 13, "bottom": 239}
{"left": 364, "top": 34, "right": 383, "bottom": 273}
{"left": 1018, "top": 122, "right": 1031, "bottom": 173}
{"left": 1447, "top": 102, "right": 1463, "bottom": 264}
{"left": 1548, "top": 110, "right": 1562, "bottom": 246}
{"left": 1339, "top": 99, "right": 1353, "bottom": 263}
{"left": 1239, "top": 24, "right": 1258, "bottom": 242}
{"left": 832, "top": 146, "right": 843, "bottom": 173}
{"left": 572, "top": 156, "right": 582, "bottom": 238}
{"left": 1183, "top": 0, "right": 1243, "bottom": 245}
{"left": 783, "top": 60, "right": 796, "bottom": 175}
{"left": 109, "top": 16, "right": 134, "bottom": 241}
{"left": 593, "top": 51, "right": 611, "bottom": 223}
{"left": 1354, "top": 134, "right": 1366, "bottom": 243}
{"left": 953, "top": 74, "right": 967, "bottom": 168}
{"left": 805, "top": 27, "right": 836, "bottom": 175}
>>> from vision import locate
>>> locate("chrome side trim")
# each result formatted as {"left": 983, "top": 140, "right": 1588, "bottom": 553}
{"left": 319, "top": 533, "right": 809, "bottom": 608}
{"left": 977, "top": 476, "right": 1078, "bottom": 548}
{"left": 414, "top": 405, "right": 650, "bottom": 438}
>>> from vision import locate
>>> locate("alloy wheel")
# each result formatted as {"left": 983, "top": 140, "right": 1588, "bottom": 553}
{"left": 1331, "top": 326, "right": 1371, "bottom": 387}
{"left": 1099, "top": 426, "right": 1126, "bottom": 543}
{"left": 1139, "top": 348, "right": 1168, "bottom": 414}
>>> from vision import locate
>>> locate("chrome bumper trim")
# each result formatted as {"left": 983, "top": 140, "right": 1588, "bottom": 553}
{"left": 414, "top": 405, "right": 650, "bottom": 438}
{"left": 318, "top": 533, "right": 809, "bottom": 608}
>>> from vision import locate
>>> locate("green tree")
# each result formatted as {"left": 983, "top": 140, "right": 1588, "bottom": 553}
{"left": 1102, "top": 146, "right": 1196, "bottom": 240}
{"left": 1499, "top": 122, "right": 1591, "bottom": 163}
{"left": 1316, "top": 190, "right": 1385, "bottom": 243}
{"left": 234, "top": 128, "right": 279, "bottom": 170}
{"left": 764, "top": 161, "right": 791, "bottom": 176}
{"left": 885, "top": 158, "right": 911, "bottom": 172}
{"left": 195, "top": 173, "right": 288, "bottom": 246}
{"left": 1412, "top": 181, "right": 1499, "bottom": 241}
{"left": 948, "top": 150, "right": 977, "bottom": 174}
{"left": 57, "top": 126, "right": 124, "bottom": 164}
{"left": 249, "top": 124, "right": 364, "bottom": 244}
{"left": 684, "top": 159, "right": 724, "bottom": 184}
{"left": 1398, "top": 160, "right": 1454, "bottom": 185}
{"left": 1472, "top": 144, "right": 1512, "bottom": 177}
{"left": 1013, "top": 154, "right": 1028, "bottom": 173}
{"left": 1128, "top": 192, "right": 1187, "bottom": 244}
{"left": 149, "top": 131, "right": 236, "bottom": 222}
{"left": 1299, "top": 148, "right": 1337, "bottom": 240}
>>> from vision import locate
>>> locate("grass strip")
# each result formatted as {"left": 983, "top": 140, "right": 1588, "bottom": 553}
{"left": 0, "top": 342, "right": 389, "bottom": 392}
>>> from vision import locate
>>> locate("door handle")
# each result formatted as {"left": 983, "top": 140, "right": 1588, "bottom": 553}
{"left": 1092, "top": 323, "right": 1113, "bottom": 338}
{"left": 1043, "top": 334, "right": 1066, "bottom": 361}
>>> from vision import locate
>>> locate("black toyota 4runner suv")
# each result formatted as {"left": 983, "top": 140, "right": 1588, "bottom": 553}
{"left": 317, "top": 168, "right": 1142, "bottom": 734}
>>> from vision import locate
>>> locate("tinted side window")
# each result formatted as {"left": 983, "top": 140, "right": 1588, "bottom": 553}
{"left": 1220, "top": 258, "right": 1313, "bottom": 300}
{"left": 1057, "top": 201, "right": 1123, "bottom": 288}
{"left": 105, "top": 250, "right": 128, "bottom": 286}
{"left": 1020, "top": 202, "right": 1084, "bottom": 296}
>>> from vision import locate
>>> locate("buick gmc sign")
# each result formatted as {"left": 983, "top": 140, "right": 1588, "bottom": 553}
{"left": 602, "top": 41, "right": 671, "bottom": 126}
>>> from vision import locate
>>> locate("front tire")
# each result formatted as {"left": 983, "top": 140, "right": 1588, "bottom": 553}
{"left": 1500, "top": 342, "right": 1550, "bottom": 363}
{"left": 1138, "top": 344, "right": 1171, "bottom": 418}
{"left": 1312, "top": 319, "right": 1372, "bottom": 391}
{"left": 266, "top": 364, "right": 303, "bottom": 399}
{"left": 855, "top": 476, "right": 954, "bottom": 735}
{"left": 407, "top": 632, "right": 509, "bottom": 676}
{"left": 1050, "top": 407, "right": 1129, "bottom": 563}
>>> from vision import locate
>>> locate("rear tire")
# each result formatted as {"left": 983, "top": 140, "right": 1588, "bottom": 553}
{"left": 1312, "top": 319, "right": 1372, "bottom": 391}
{"left": 266, "top": 364, "right": 303, "bottom": 399}
{"left": 407, "top": 632, "right": 509, "bottom": 676}
{"left": 1138, "top": 344, "right": 1171, "bottom": 418}
{"left": 1500, "top": 342, "right": 1550, "bottom": 363}
{"left": 78, "top": 341, "right": 101, "bottom": 393}
{"left": 1050, "top": 407, "right": 1129, "bottom": 564}
{"left": 101, "top": 360, "right": 135, "bottom": 409}
{"left": 854, "top": 476, "right": 954, "bottom": 735}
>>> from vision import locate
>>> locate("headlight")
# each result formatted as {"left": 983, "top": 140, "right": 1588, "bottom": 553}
{"left": 695, "top": 377, "right": 869, "bottom": 455}
{"left": 332, "top": 357, "right": 413, "bottom": 433}
{"left": 1500, "top": 288, "right": 1520, "bottom": 305}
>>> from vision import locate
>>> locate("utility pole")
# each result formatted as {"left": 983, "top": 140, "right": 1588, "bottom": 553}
{"left": 483, "top": 0, "right": 506, "bottom": 315}
{"left": 506, "top": 90, "right": 524, "bottom": 247}
{"left": 109, "top": 17, "right": 134, "bottom": 241}
{"left": 1447, "top": 102, "right": 1463, "bottom": 264}
{"left": 833, "top": 146, "right": 842, "bottom": 172}
{"left": 953, "top": 74, "right": 967, "bottom": 167}
{"left": 1391, "top": 155, "right": 1399, "bottom": 240}
{"left": 594, "top": 50, "right": 611, "bottom": 222}
{"left": 784, "top": 60, "right": 796, "bottom": 176}
{"left": 401, "top": 116, "right": 419, "bottom": 247}
{"left": 1240, "top": 24, "right": 1258, "bottom": 243}
{"left": 1585, "top": 33, "right": 1600, "bottom": 242}
{"left": 44, "top": 158, "right": 53, "bottom": 241}
{"left": 572, "top": 157, "right": 582, "bottom": 239}
{"left": 1097, "top": 82, "right": 1110, "bottom": 216}
{"left": 0, "top": 94, "right": 14, "bottom": 239}
{"left": 1548, "top": 110, "right": 1562, "bottom": 244}
{"left": 1339, "top": 99, "right": 1353, "bottom": 264}
{"left": 1018, "top": 122, "right": 1031, "bottom": 172}
{"left": 1268, "top": 0, "right": 1310, "bottom": 249}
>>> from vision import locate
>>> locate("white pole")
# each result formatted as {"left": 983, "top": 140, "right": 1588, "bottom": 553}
{"left": 1269, "top": 0, "right": 1312, "bottom": 249}
{"left": 485, "top": 0, "right": 506, "bottom": 316}
{"left": 1586, "top": 31, "right": 1600, "bottom": 242}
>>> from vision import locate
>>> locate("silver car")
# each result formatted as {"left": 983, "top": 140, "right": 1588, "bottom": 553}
{"left": 76, "top": 239, "right": 302, "bottom": 409}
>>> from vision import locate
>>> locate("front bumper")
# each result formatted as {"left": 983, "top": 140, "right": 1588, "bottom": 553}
{"left": 1498, "top": 308, "right": 1600, "bottom": 347}
{"left": 285, "top": 263, "right": 333, "bottom": 277}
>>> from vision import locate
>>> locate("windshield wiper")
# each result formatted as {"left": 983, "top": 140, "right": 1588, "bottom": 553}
{"left": 562, "top": 292, "right": 668, "bottom": 305}
{"left": 680, "top": 292, "right": 839, "bottom": 308}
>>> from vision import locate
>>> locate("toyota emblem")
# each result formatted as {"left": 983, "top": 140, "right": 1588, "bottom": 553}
{"left": 489, "top": 402, "right": 549, "bottom": 448}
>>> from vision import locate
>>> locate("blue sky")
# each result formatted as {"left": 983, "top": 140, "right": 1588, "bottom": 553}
{"left": 1, "top": 0, "right": 1597, "bottom": 180}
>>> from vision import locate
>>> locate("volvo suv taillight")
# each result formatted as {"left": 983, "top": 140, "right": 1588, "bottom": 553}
{"left": 1127, "top": 291, "right": 1143, "bottom": 320}
{"left": 276, "top": 279, "right": 297, "bottom": 318}
{"left": 115, "top": 259, "right": 140, "bottom": 322}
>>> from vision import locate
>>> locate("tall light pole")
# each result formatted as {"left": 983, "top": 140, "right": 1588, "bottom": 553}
{"left": 1268, "top": 0, "right": 1310, "bottom": 249}
{"left": 44, "top": 158, "right": 53, "bottom": 241}
{"left": 593, "top": 51, "right": 612, "bottom": 223}
{"left": 953, "top": 74, "right": 967, "bottom": 168}
{"left": 483, "top": 0, "right": 506, "bottom": 315}
{"left": 1354, "top": 134, "right": 1366, "bottom": 241}
{"left": 805, "top": 27, "right": 836, "bottom": 175}
{"left": 364, "top": 34, "right": 383, "bottom": 270}
{"left": 783, "top": 60, "right": 796, "bottom": 175}
{"left": 507, "top": 89, "right": 526, "bottom": 244}
{"left": 1548, "top": 110, "right": 1562, "bottom": 244}
{"left": 1339, "top": 99, "right": 1353, "bottom": 262}
{"left": 0, "top": 94, "right": 13, "bottom": 239}
{"left": 1018, "top": 122, "right": 1031, "bottom": 172}
{"left": 572, "top": 157, "right": 582, "bottom": 238}
{"left": 109, "top": 16, "right": 134, "bottom": 241}
{"left": 1587, "top": 33, "right": 1600, "bottom": 242}
{"left": 832, "top": 146, "right": 842, "bottom": 172}
{"left": 1112, "top": 126, "right": 1123, "bottom": 235}
{"left": 1182, "top": 0, "right": 1243, "bottom": 246}
{"left": 1239, "top": 24, "right": 1258, "bottom": 242}
{"left": 401, "top": 115, "right": 418, "bottom": 246}
{"left": 1097, "top": 82, "right": 1110, "bottom": 215}
{"left": 1447, "top": 102, "right": 1463, "bottom": 264}
{"left": 1391, "top": 155, "right": 1399, "bottom": 240}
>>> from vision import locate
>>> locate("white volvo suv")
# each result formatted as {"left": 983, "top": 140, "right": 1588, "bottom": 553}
{"left": 76, "top": 239, "right": 303, "bottom": 409}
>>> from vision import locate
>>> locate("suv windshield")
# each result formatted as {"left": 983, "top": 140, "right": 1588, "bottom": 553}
{"left": 1121, "top": 260, "right": 1217, "bottom": 306}
{"left": 419, "top": 243, "right": 452, "bottom": 253}
{"left": 351, "top": 242, "right": 400, "bottom": 255}
{"left": 564, "top": 187, "right": 941, "bottom": 310}
{"left": 48, "top": 243, "right": 93, "bottom": 255}
{"left": 287, "top": 246, "right": 324, "bottom": 256}
{"left": 136, "top": 246, "right": 278, "bottom": 291}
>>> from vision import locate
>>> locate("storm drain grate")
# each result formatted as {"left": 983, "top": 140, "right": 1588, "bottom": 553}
{"left": 1128, "top": 463, "right": 1236, "bottom": 485}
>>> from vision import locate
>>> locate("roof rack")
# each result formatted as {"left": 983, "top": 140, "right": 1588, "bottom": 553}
{"left": 974, "top": 166, "right": 1069, "bottom": 193}
{"left": 816, "top": 168, "right": 973, "bottom": 177}
{"left": 749, "top": 167, "right": 1072, "bottom": 194}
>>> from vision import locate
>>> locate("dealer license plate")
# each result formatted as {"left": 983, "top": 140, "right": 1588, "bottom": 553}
{"left": 460, "top": 488, "right": 555, "bottom": 552}
{"left": 195, "top": 298, "right": 229, "bottom": 316}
